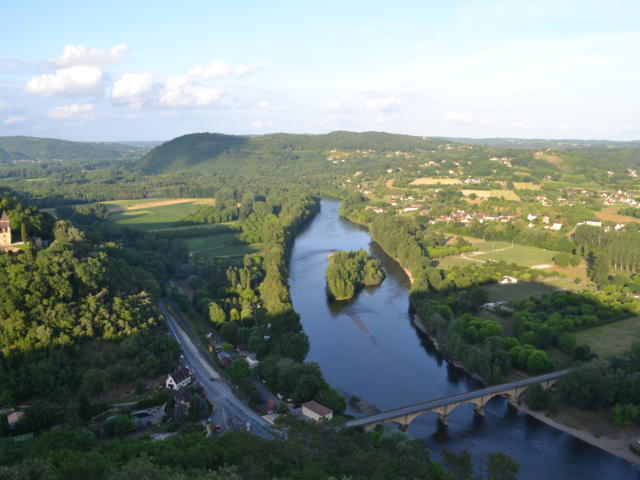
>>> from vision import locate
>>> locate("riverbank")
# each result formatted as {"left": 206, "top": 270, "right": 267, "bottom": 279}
{"left": 411, "top": 313, "right": 640, "bottom": 466}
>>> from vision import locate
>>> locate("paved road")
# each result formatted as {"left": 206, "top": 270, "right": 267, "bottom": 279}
{"left": 159, "top": 300, "right": 275, "bottom": 438}
{"left": 346, "top": 369, "right": 570, "bottom": 428}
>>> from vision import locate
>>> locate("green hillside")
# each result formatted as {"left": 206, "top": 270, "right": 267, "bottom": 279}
{"left": 0, "top": 136, "right": 148, "bottom": 162}
{"left": 136, "top": 131, "right": 445, "bottom": 173}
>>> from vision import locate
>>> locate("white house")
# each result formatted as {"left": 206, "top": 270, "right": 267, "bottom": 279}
{"left": 165, "top": 366, "right": 192, "bottom": 391}
{"left": 499, "top": 276, "right": 518, "bottom": 284}
{"left": 527, "top": 214, "right": 537, "bottom": 221}
{"left": 301, "top": 401, "right": 333, "bottom": 422}
{"left": 245, "top": 353, "right": 259, "bottom": 368}
{"left": 550, "top": 222, "right": 563, "bottom": 231}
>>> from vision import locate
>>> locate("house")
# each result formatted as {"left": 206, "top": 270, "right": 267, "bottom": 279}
{"left": 527, "top": 214, "right": 537, "bottom": 221}
{"left": 245, "top": 353, "right": 259, "bottom": 368}
{"left": 482, "top": 301, "right": 510, "bottom": 312}
{"left": 542, "top": 216, "right": 550, "bottom": 224}
{"left": 236, "top": 344, "right": 250, "bottom": 358}
{"left": 499, "top": 276, "right": 518, "bottom": 284}
{"left": 301, "top": 401, "right": 333, "bottom": 422}
{"left": 165, "top": 366, "right": 192, "bottom": 391}
{"left": 577, "top": 220, "right": 602, "bottom": 228}
{"left": 550, "top": 222, "right": 563, "bottom": 231}
{"left": 614, "top": 223, "right": 626, "bottom": 231}
{"left": 7, "top": 411, "right": 24, "bottom": 426}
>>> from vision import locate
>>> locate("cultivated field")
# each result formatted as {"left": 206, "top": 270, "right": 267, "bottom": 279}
{"left": 410, "top": 177, "right": 462, "bottom": 185}
{"left": 535, "top": 151, "right": 564, "bottom": 166}
{"left": 183, "top": 232, "right": 261, "bottom": 259}
{"left": 513, "top": 182, "right": 542, "bottom": 190}
{"left": 101, "top": 197, "right": 214, "bottom": 212}
{"left": 460, "top": 189, "right": 520, "bottom": 201}
{"left": 437, "top": 240, "right": 557, "bottom": 268}
{"left": 574, "top": 316, "right": 640, "bottom": 357}
{"left": 483, "top": 281, "right": 562, "bottom": 302}
{"left": 595, "top": 207, "right": 640, "bottom": 224}
{"left": 107, "top": 202, "right": 203, "bottom": 231}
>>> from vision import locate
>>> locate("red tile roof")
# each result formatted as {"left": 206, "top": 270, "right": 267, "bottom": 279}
{"left": 302, "top": 400, "right": 332, "bottom": 416}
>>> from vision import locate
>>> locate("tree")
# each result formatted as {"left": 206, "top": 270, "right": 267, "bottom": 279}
{"left": 525, "top": 383, "right": 550, "bottom": 410}
{"left": 485, "top": 452, "right": 520, "bottom": 480}
{"left": 441, "top": 449, "right": 473, "bottom": 480}
{"left": 209, "top": 302, "right": 226, "bottom": 324}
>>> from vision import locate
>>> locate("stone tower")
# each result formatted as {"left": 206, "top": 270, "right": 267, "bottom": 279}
{"left": 0, "top": 210, "right": 11, "bottom": 246}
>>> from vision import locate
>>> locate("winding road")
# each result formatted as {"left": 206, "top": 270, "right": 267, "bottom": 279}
{"left": 158, "top": 300, "right": 275, "bottom": 438}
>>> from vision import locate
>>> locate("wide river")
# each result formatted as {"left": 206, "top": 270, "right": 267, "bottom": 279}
{"left": 289, "top": 199, "right": 638, "bottom": 479}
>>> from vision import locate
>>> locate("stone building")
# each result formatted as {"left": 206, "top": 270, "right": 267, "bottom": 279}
{"left": 0, "top": 210, "right": 11, "bottom": 246}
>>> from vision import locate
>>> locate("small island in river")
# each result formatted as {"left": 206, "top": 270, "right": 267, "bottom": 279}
{"left": 325, "top": 249, "right": 385, "bottom": 300}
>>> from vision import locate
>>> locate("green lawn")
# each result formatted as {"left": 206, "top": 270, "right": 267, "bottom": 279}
{"left": 473, "top": 244, "right": 555, "bottom": 266}
{"left": 183, "top": 233, "right": 261, "bottom": 259}
{"left": 108, "top": 203, "right": 202, "bottom": 231}
{"left": 483, "top": 281, "right": 563, "bottom": 302}
{"left": 574, "top": 316, "right": 640, "bottom": 357}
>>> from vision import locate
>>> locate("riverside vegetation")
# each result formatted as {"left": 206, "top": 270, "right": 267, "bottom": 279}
{"left": 325, "top": 249, "right": 385, "bottom": 300}
{"left": 2, "top": 130, "right": 640, "bottom": 476}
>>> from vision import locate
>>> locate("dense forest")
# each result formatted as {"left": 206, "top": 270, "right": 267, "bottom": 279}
{"left": 325, "top": 249, "right": 385, "bottom": 300}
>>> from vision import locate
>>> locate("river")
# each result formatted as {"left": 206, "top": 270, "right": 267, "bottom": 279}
{"left": 288, "top": 198, "right": 638, "bottom": 479}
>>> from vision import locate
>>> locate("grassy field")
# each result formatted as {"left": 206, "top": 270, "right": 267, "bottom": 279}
{"left": 460, "top": 189, "right": 520, "bottom": 201}
{"left": 108, "top": 202, "right": 203, "bottom": 231}
{"left": 513, "top": 182, "right": 542, "bottom": 190}
{"left": 183, "top": 233, "right": 261, "bottom": 259}
{"left": 410, "top": 177, "right": 462, "bottom": 185}
{"left": 596, "top": 207, "right": 640, "bottom": 224}
{"left": 574, "top": 316, "right": 640, "bottom": 357}
{"left": 473, "top": 244, "right": 555, "bottom": 266}
{"left": 483, "top": 281, "right": 563, "bottom": 302}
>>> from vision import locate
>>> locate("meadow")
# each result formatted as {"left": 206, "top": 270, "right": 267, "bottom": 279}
{"left": 183, "top": 232, "right": 260, "bottom": 259}
{"left": 409, "top": 177, "right": 462, "bottom": 185}
{"left": 483, "top": 281, "right": 562, "bottom": 302}
{"left": 595, "top": 206, "right": 640, "bottom": 224}
{"left": 438, "top": 240, "right": 556, "bottom": 268}
{"left": 107, "top": 201, "right": 203, "bottom": 231}
{"left": 460, "top": 189, "right": 520, "bottom": 201}
{"left": 574, "top": 316, "right": 640, "bottom": 357}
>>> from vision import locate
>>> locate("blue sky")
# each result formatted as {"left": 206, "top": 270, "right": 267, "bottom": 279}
{"left": 1, "top": 0, "right": 639, "bottom": 141}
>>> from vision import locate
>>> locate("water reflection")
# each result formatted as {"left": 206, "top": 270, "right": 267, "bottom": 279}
{"left": 289, "top": 199, "right": 639, "bottom": 479}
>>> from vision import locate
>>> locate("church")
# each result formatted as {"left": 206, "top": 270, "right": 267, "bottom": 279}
{"left": 0, "top": 210, "right": 11, "bottom": 247}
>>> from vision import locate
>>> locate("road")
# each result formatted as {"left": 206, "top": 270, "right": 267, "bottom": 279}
{"left": 158, "top": 300, "right": 275, "bottom": 438}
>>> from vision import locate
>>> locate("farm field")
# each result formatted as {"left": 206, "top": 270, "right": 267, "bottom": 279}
{"left": 107, "top": 202, "right": 203, "bottom": 231}
{"left": 472, "top": 244, "right": 555, "bottom": 265}
{"left": 410, "top": 177, "right": 462, "bottom": 185}
{"left": 101, "top": 197, "right": 214, "bottom": 212}
{"left": 483, "top": 281, "right": 562, "bottom": 302}
{"left": 595, "top": 206, "right": 640, "bottom": 224}
{"left": 513, "top": 182, "right": 542, "bottom": 190}
{"left": 574, "top": 316, "right": 640, "bottom": 357}
{"left": 460, "top": 189, "right": 520, "bottom": 201}
{"left": 183, "top": 233, "right": 261, "bottom": 259}
{"left": 437, "top": 239, "right": 559, "bottom": 271}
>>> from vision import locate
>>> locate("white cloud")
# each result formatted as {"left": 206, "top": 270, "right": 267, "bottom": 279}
{"left": 159, "top": 75, "right": 221, "bottom": 107}
{"left": 48, "top": 43, "right": 128, "bottom": 67}
{"left": 252, "top": 120, "right": 272, "bottom": 128}
{"left": 48, "top": 103, "right": 94, "bottom": 119}
{"left": 112, "top": 73, "right": 154, "bottom": 107}
{"left": 4, "top": 116, "right": 24, "bottom": 125}
{"left": 444, "top": 112, "right": 473, "bottom": 123}
{"left": 26, "top": 65, "right": 103, "bottom": 97}
{"left": 234, "top": 61, "right": 268, "bottom": 76}
{"left": 365, "top": 96, "right": 402, "bottom": 111}
{"left": 187, "top": 60, "right": 231, "bottom": 78}
{"left": 258, "top": 100, "right": 269, "bottom": 108}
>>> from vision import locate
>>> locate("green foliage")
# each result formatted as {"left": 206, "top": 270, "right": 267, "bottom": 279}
{"left": 485, "top": 452, "right": 521, "bottom": 480}
{"left": 325, "top": 249, "right": 385, "bottom": 300}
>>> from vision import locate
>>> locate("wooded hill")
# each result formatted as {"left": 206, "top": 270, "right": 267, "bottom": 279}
{"left": 0, "top": 136, "right": 148, "bottom": 163}
{"left": 135, "top": 131, "right": 446, "bottom": 174}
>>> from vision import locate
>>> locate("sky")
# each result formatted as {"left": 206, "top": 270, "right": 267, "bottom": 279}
{"left": 1, "top": 0, "right": 639, "bottom": 142}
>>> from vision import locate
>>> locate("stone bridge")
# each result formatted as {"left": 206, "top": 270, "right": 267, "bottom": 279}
{"left": 346, "top": 369, "right": 569, "bottom": 432}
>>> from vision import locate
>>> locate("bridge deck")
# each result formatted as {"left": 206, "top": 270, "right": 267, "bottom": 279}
{"left": 346, "top": 369, "right": 569, "bottom": 428}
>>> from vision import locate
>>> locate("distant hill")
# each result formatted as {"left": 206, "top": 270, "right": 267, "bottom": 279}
{"left": 440, "top": 137, "right": 640, "bottom": 150}
{"left": 136, "top": 131, "right": 445, "bottom": 173}
{"left": 0, "top": 136, "right": 150, "bottom": 163}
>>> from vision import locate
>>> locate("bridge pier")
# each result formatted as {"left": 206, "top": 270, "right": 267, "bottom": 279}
{"left": 473, "top": 403, "right": 485, "bottom": 416}
{"left": 400, "top": 423, "right": 409, "bottom": 432}
{"left": 438, "top": 413, "right": 448, "bottom": 426}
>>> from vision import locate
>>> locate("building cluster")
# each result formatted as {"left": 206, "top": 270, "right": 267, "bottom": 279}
{"left": 428, "top": 210, "right": 517, "bottom": 226}
{"left": 601, "top": 190, "right": 639, "bottom": 207}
